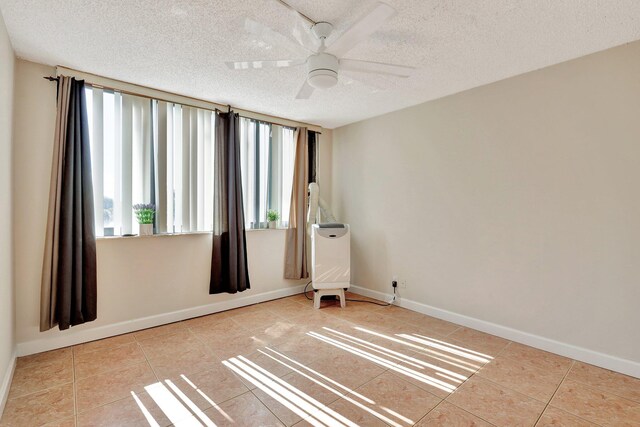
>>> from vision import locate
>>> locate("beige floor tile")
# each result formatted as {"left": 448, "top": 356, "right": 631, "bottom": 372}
{"left": 415, "top": 401, "right": 493, "bottom": 426}
{"left": 73, "top": 341, "right": 146, "bottom": 379}
{"left": 476, "top": 356, "right": 564, "bottom": 401}
{"left": 258, "top": 297, "right": 301, "bottom": 309}
{"left": 164, "top": 364, "right": 249, "bottom": 410}
{"left": 235, "top": 350, "right": 295, "bottom": 390}
{"left": 226, "top": 303, "right": 273, "bottom": 317}
{"left": 260, "top": 321, "right": 308, "bottom": 342}
{"left": 16, "top": 348, "right": 72, "bottom": 367}
{"left": 203, "top": 392, "right": 284, "bottom": 426}
{"left": 189, "top": 318, "right": 248, "bottom": 341}
{"left": 253, "top": 371, "right": 344, "bottom": 426}
{"left": 75, "top": 362, "right": 157, "bottom": 413}
{"left": 322, "top": 300, "right": 383, "bottom": 315}
{"left": 500, "top": 342, "right": 572, "bottom": 377}
{"left": 447, "top": 328, "right": 510, "bottom": 358}
{"left": 369, "top": 334, "right": 473, "bottom": 398}
{"left": 76, "top": 392, "right": 171, "bottom": 427}
{"left": 132, "top": 321, "right": 186, "bottom": 341}
{"left": 180, "top": 310, "right": 232, "bottom": 329}
{"left": 567, "top": 361, "right": 640, "bottom": 403}
{"left": 10, "top": 294, "right": 640, "bottom": 427}
{"left": 389, "top": 361, "right": 465, "bottom": 398}
{"left": 550, "top": 379, "right": 640, "bottom": 426}
{"left": 307, "top": 351, "right": 387, "bottom": 391}
{"left": 285, "top": 293, "right": 312, "bottom": 303}
{"left": 0, "top": 383, "right": 74, "bottom": 427}
{"left": 446, "top": 376, "right": 545, "bottom": 427}
{"left": 42, "top": 416, "right": 76, "bottom": 427}
{"left": 398, "top": 317, "right": 462, "bottom": 339}
{"left": 346, "top": 371, "right": 441, "bottom": 426}
{"left": 8, "top": 351, "right": 73, "bottom": 399}
{"left": 535, "top": 406, "right": 598, "bottom": 426}
{"left": 231, "top": 309, "right": 285, "bottom": 329}
{"left": 148, "top": 345, "right": 219, "bottom": 379}
{"left": 378, "top": 305, "right": 430, "bottom": 325}
{"left": 322, "top": 397, "right": 388, "bottom": 426}
{"left": 318, "top": 324, "right": 411, "bottom": 355}
{"left": 137, "top": 329, "right": 206, "bottom": 359}
{"left": 403, "top": 335, "right": 488, "bottom": 377}
{"left": 274, "top": 332, "right": 340, "bottom": 365}
{"left": 285, "top": 311, "right": 337, "bottom": 329}
{"left": 208, "top": 330, "right": 284, "bottom": 360}
{"left": 264, "top": 301, "right": 316, "bottom": 319}
{"left": 339, "top": 311, "right": 403, "bottom": 331}
{"left": 72, "top": 333, "right": 136, "bottom": 356}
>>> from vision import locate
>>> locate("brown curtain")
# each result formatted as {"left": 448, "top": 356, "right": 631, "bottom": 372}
{"left": 284, "top": 127, "right": 309, "bottom": 279}
{"left": 40, "top": 76, "right": 97, "bottom": 331}
{"left": 210, "top": 111, "right": 250, "bottom": 294}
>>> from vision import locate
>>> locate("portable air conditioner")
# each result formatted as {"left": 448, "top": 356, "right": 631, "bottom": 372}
{"left": 311, "top": 223, "right": 350, "bottom": 308}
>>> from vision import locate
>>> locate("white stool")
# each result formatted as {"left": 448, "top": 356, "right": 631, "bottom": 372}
{"left": 313, "top": 288, "right": 346, "bottom": 309}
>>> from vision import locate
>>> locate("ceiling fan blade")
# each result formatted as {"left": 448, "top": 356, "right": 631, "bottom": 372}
{"left": 266, "top": 1, "right": 318, "bottom": 52}
{"left": 340, "top": 59, "right": 415, "bottom": 77}
{"left": 341, "top": 71, "right": 386, "bottom": 92}
{"left": 226, "top": 59, "right": 305, "bottom": 70}
{"left": 296, "top": 80, "right": 315, "bottom": 99}
{"left": 327, "top": 2, "right": 396, "bottom": 57}
{"left": 244, "top": 18, "right": 309, "bottom": 55}
{"left": 290, "top": 10, "right": 320, "bottom": 52}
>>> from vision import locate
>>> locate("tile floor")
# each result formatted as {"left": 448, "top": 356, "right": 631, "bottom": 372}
{"left": 2, "top": 292, "right": 639, "bottom": 426}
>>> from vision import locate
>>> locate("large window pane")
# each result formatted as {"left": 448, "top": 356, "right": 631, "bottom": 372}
{"left": 86, "top": 87, "right": 215, "bottom": 235}
{"left": 239, "top": 118, "right": 295, "bottom": 229}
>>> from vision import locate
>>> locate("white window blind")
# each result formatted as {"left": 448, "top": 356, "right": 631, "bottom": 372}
{"left": 86, "top": 88, "right": 215, "bottom": 236}
{"left": 239, "top": 117, "right": 295, "bottom": 229}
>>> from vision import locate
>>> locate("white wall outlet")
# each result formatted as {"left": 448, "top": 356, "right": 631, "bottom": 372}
{"left": 399, "top": 279, "right": 407, "bottom": 289}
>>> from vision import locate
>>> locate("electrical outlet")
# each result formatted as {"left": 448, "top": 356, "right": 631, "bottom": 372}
{"left": 399, "top": 280, "right": 407, "bottom": 289}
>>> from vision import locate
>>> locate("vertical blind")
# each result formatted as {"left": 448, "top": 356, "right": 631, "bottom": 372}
{"left": 239, "top": 118, "right": 295, "bottom": 229}
{"left": 86, "top": 88, "right": 215, "bottom": 236}
{"left": 86, "top": 87, "right": 306, "bottom": 236}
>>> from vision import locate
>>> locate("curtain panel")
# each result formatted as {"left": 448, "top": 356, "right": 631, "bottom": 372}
{"left": 284, "top": 127, "right": 309, "bottom": 280}
{"left": 308, "top": 130, "right": 317, "bottom": 184}
{"left": 210, "top": 111, "right": 251, "bottom": 294}
{"left": 40, "top": 76, "right": 97, "bottom": 331}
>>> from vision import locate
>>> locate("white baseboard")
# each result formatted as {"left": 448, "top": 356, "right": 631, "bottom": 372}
{"left": 16, "top": 284, "right": 306, "bottom": 357}
{"left": 350, "top": 285, "right": 640, "bottom": 379}
{"left": 0, "top": 350, "right": 17, "bottom": 419}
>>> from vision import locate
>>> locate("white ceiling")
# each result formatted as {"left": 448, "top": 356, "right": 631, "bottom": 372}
{"left": 2, "top": 1, "right": 640, "bottom": 128}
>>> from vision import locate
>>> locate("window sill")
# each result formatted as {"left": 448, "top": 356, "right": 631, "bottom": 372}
{"left": 96, "top": 228, "right": 287, "bottom": 240}
{"left": 97, "top": 231, "right": 211, "bottom": 240}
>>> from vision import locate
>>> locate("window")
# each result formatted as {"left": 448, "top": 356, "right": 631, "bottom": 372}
{"left": 239, "top": 118, "right": 295, "bottom": 229}
{"left": 85, "top": 86, "right": 310, "bottom": 236}
{"left": 86, "top": 87, "right": 215, "bottom": 236}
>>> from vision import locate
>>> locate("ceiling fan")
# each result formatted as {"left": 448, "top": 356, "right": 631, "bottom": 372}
{"left": 226, "top": 1, "right": 416, "bottom": 99}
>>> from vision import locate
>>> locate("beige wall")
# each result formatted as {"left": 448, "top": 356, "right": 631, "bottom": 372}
{"left": 12, "top": 59, "right": 331, "bottom": 350}
{"left": 332, "top": 41, "right": 640, "bottom": 364}
{"left": 0, "top": 7, "right": 15, "bottom": 402}
{"left": 318, "top": 128, "right": 333, "bottom": 209}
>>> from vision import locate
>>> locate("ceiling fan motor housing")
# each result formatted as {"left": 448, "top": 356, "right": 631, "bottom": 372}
{"left": 307, "top": 53, "right": 339, "bottom": 89}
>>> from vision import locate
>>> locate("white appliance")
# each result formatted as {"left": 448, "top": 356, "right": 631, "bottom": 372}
{"left": 311, "top": 223, "right": 350, "bottom": 308}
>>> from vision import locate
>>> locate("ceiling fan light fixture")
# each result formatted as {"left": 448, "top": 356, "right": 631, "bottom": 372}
{"left": 308, "top": 69, "right": 338, "bottom": 89}
{"left": 307, "top": 53, "right": 339, "bottom": 89}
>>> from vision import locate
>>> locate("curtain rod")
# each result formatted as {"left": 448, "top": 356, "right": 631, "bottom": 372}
{"left": 44, "top": 75, "right": 226, "bottom": 114}
{"left": 44, "top": 69, "right": 323, "bottom": 132}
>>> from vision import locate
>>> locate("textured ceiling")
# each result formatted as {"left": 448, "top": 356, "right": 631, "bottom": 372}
{"left": 2, "top": 1, "right": 640, "bottom": 128}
